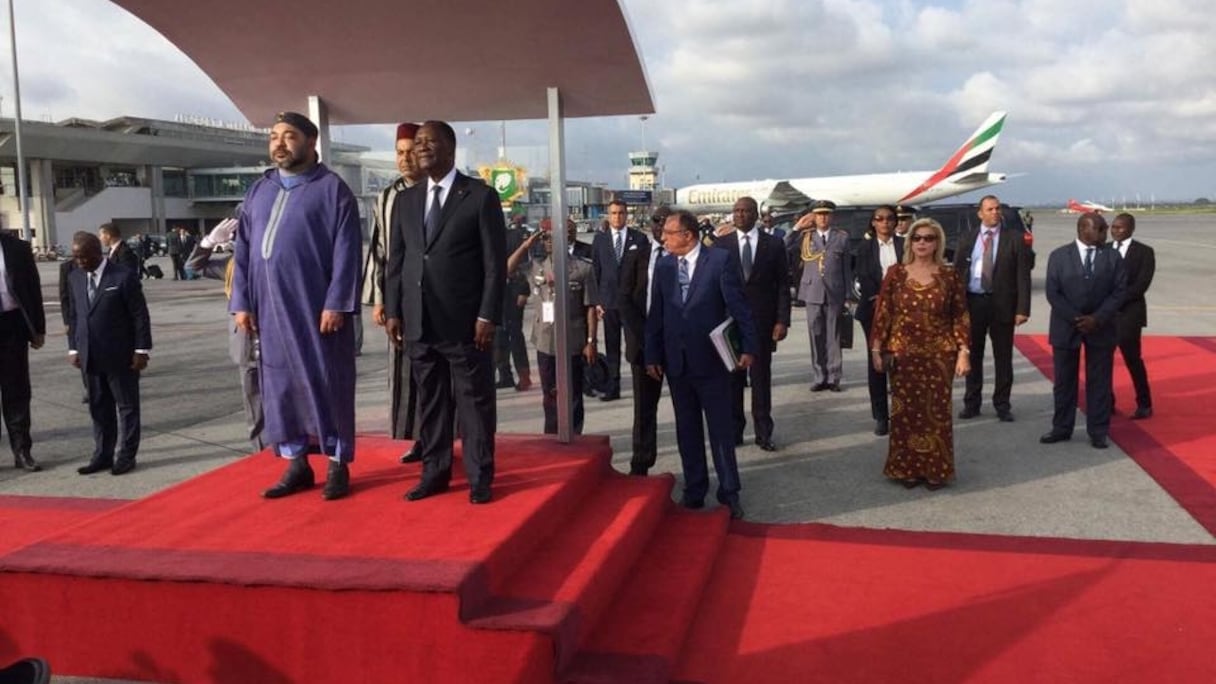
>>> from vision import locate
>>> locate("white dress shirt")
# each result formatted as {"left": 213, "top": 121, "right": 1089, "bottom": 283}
{"left": 876, "top": 237, "right": 897, "bottom": 275}
{"left": 425, "top": 166, "right": 458, "bottom": 216}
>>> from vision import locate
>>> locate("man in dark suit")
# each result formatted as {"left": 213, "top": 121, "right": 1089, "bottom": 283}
{"left": 1040, "top": 213, "right": 1126, "bottom": 449}
{"left": 67, "top": 232, "right": 152, "bottom": 475}
{"left": 854, "top": 205, "right": 905, "bottom": 436}
{"left": 646, "top": 210, "right": 758, "bottom": 519}
{"left": 713, "top": 197, "right": 790, "bottom": 451}
{"left": 953, "top": 195, "right": 1032, "bottom": 422}
{"left": 0, "top": 231, "right": 46, "bottom": 472}
{"left": 618, "top": 206, "right": 670, "bottom": 476}
{"left": 99, "top": 223, "right": 141, "bottom": 276}
{"left": 1110, "top": 213, "right": 1155, "bottom": 420}
{"left": 591, "top": 199, "right": 648, "bottom": 401}
{"left": 166, "top": 227, "right": 184, "bottom": 280}
{"left": 385, "top": 120, "right": 507, "bottom": 505}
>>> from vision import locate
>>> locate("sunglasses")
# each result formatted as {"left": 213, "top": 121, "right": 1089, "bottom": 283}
{"left": 872, "top": 216, "right": 895, "bottom": 222}
{"left": 909, "top": 234, "right": 938, "bottom": 243}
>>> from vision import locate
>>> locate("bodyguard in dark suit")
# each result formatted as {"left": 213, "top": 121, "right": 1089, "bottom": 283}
{"left": 646, "top": 210, "right": 758, "bottom": 519}
{"left": 712, "top": 197, "right": 790, "bottom": 451}
{"left": 1040, "top": 213, "right": 1126, "bottom": 449}
{"left": 1110, "top": 213, "right": 1155, "bottom": 419}
{"left": 385, "top": 121, "right": 507, "bottom": 505}
{"left": 618, "top": 207, "right": 670, "bottom": 476}
{"left": 99, "top": 223, "right": 141, "bottom": 275}
{"left": 591, "top": 199, "right": 648, "bottom": 400}
{"left": 953, "top": 195, "right": 1032, "bottom": 421}
{"left": 854, "top": 205, "right": 905, "bottom": 436}
{"left": 67, "top": 232, "right": 152, "bottom": 475}
{"left": 0, "top": 231, "right": 46, "bottom": 472}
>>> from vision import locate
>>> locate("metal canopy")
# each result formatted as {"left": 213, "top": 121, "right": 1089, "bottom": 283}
{"left": 112, "top": 0, "right": 655, "bottom": 125}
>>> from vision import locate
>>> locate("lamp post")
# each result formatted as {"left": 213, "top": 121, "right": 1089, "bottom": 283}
{"left": 6, "top": 0, "right": 31, "bottom": 242}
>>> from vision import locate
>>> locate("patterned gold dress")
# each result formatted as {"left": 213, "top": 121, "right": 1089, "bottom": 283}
{"left": 871, "top": 264, "right": 971, "bottom": 484}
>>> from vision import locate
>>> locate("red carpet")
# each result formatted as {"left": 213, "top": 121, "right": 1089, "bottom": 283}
{"left": 1015, "top": 334, "right": 1216, "bottom": 534}
{"left": 3, "top": 334, "right": 1214, "bottom": 684}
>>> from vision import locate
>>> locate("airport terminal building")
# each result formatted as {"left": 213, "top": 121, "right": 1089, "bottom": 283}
{"left": 0, "top": 115, "right": 395, "bottom": 251}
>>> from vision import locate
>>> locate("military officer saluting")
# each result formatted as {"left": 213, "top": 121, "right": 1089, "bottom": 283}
{"left": 507, "top": 218, "right": 599, "bottom": 434}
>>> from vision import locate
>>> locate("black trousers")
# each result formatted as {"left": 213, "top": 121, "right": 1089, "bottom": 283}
{"left": 494, "top": 295, "right": 529, "bottom": 382}
{"left": 0, "top": 313, "right": 33, "bottom": 455}
{"left": 389, "top": 343, "right": 418, "bottom": 440}
{"left": 1116, "top": 316, "right": 1152, "bottom": 410}
{"left": 629, "top": 362, "right": 663, "bottom": 471}
{"left": 1052, "top": 342, "right": 1114, "bottom": 439}
{"left": 537, "top": 352, "right": 585, "bottom": 434}
{"left": 86, "top": 368, "right": 141, "bottom": 465}
{"left": 409, "top": 339, "right": 496, "bottom": 489}
{"left": 731, "top": 344, "right": 775, "bottom": 442}
{"left": 170, "top": 253, "right": 185, "bottom": 280}
{"left": 858, "top": 316, "right": 890, "bottom": 422}
{"left": 964, "top": 294, "right": 1015, "bottom": 413}
{"left": 601, "top": 308, "right": 624, "bottom": 393}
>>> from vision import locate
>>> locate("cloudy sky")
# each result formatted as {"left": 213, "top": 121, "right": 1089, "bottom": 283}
{"left": 5, "top": 0, "right": 1215, "bottom": 205}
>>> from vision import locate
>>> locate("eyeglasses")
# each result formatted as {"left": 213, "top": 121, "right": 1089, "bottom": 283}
{"left": 909, "top": 234, "right": 938, "bottom": 243}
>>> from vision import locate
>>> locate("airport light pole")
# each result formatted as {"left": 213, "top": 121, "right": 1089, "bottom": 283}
{"left": 6, "top": 0, "right": 31, "bottom": 241}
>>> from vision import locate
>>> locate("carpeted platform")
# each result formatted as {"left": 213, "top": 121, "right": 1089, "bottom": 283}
{"left": 1015, "top": 334, "right": 1216, "bottom": 534}
{"left": 3, "top": 336, "right": 1213, "bottom": 682}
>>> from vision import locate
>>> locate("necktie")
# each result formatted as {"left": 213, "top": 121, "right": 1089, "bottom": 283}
{"left": 678, "top": 257, "right": 690, "bottom": 303}
{"left": 980, "top": 229, "right": 995, "bottom": 292}
{"left": 741, "top": 233, "right": 753, "bottom": 281}
{"left": 614, "top": 230, "right": 624, "bottom": 262}
{"left": 87, "top": 272, "right": 98, "bottom": 303}
{"left": 1084, "top": 246, "right": 1095, "bottom": 278}
{"left": 425, "top": 185, "right": 442, "bottom": 242}
{"left": 1116, "top": 240, "right": 1123, "bottom": 253}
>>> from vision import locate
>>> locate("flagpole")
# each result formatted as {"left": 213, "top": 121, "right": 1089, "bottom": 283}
{"left": 6, "top": 0, "right": 31, "bottom": 242}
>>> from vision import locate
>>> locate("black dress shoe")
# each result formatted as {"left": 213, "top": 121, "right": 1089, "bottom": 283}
{"left": 996, "top": 411, "right": 1015, "bottom": 423}
{"left": 874, "top": 419, "right": 889, "bottom": 436}
{"left": 1090, "top": 436, "right": 1110, "bottom": 449}
{"left": 405, "top": 479, "right": 450, "bottom": 501}
{"left": 680, "top": 496, "right": 705, "bottom": 510}
{"left": 628, "top": 465, "right": 649, "bottom": 476}
{"left": 727, "top": 501, "right": 745, "bottom": 520}
{"left": 399, "top": 445, "right": 422, "bottom": 464}
{"left": 14, "top": 450, "right": 41, "bottom": 473}
{"left": 322, "top": 461, "right": 350, "bottom": 500}
{"left": 958, "top": 407, "right": 981, "bottom": 419}
{"left": 755, "top": 438, "right": 777, "bottom": 452}
{"left": 810, "top": 382, "right": 829, "bottom": 392}
{"left": 515, "top": 377, "right": 533, "bottom": 392}
{"left": 77, "top": 460, "right": 113, "bottom": 475}
{"left": 828, "top": 384, "right": 842, "bottom": 392}
{"left": 469, "top": 485, "right": 493, "bottom": 505}
{"left": 1132, "top": 406, "right": 1153, "bottom": 420}
{"left": 262, "top": 458, "right": 315, "bottom": 498}
{"left": 0, "top": 656, "right": 50, "bottom": 684}
{"left": 110, "top": 459, "right": 137, "bottom": 476}
{"left": 598, "top": 391, "right": 621, "bottom": 402}
{"left": 495, "top": 376, "right": 516, "bottom": 389}
{"left": 1039, "top": 431, "right": 1071, "bottom": 444}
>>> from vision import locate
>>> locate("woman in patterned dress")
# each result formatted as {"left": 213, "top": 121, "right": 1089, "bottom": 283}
{"left": 870, "top": 218, "right": 971, "bottom": 489}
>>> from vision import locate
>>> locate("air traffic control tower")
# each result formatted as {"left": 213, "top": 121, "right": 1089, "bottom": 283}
{"left": 628, "top": 150, "right": 658, "bottom": 191}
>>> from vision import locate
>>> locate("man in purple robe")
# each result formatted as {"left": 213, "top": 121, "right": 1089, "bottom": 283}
{"left": 229, "top": 111, "right": 362, "bottom": 501}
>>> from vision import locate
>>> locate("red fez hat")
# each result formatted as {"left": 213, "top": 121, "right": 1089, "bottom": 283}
{"left": 396, "top": 123, "right": 420, "bottom": 141}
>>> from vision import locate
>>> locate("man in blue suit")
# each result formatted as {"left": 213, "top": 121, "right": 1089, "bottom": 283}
{"left": 67, "top": 232, "right": 152, "bottom": 475}
{"left": 646, "top": 210, "right": 758, "bottom": 519}
{"left": 1040, "top": 213, "right": 1126, "bottom": 449}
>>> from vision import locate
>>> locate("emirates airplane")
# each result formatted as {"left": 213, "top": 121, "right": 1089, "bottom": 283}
{"left": 1065, "top": 199, "right": 1114, "bottom": 213}
{"left": 675, "top": 111, "right": 1009, "bottom": 211}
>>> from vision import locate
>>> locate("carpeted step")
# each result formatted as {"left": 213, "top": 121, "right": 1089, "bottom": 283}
{"left": 466, "top": 472, "right": 675, "bottom": 674}
{"left": 0, "top": 495, "right": 129, "bottom": 556}
{"left": 563, "top": 506, "right": 731, "bottom": 684}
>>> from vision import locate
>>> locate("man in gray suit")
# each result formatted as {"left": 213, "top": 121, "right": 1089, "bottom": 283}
{"left": 1040, "top": 213, "right": 1126, "bottom": 450}
{"left": 793, "top": 200, "right": 854, "bottom": 391}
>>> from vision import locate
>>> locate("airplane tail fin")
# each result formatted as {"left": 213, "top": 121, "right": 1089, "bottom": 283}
{"left": 1067, "top": 199, "right": 1085, "bottom": 212}
{"left": 898, "top": 111, "right": 1007, "bottom": 203}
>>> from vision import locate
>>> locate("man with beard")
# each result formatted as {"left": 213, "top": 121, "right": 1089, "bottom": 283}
{"left": 230, "top": 111, "right": 362, "bottom": 500}
{"left": 362, "top": 122, "right": 428, "bottom": 463}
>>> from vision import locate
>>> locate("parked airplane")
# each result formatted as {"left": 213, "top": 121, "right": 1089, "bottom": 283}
{"left": 1065, "top": 199, "right": 1114, "bottom": 213}
{"left": 675, "top": 111, "right": 1009, "bottom": 212}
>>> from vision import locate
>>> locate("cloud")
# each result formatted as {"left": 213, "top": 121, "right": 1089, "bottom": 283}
{"left": 2, "top": 0, "right": 1215, "bottom": 203}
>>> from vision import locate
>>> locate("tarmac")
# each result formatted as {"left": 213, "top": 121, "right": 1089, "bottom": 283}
{"left": 2, "top": 211, "right": 1213, "bottom": 543}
